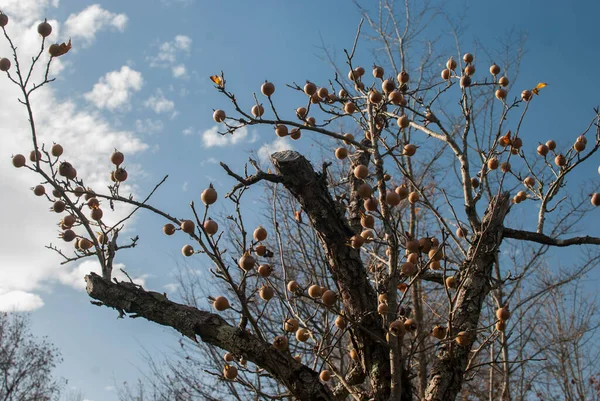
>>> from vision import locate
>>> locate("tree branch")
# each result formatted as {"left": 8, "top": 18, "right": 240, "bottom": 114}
{"left": 502, "top": 228, "right": 600, "bottom": 247}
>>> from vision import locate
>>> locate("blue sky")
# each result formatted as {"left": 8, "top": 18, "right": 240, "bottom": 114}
{"left": 0, "top": 0, "right": 599, "bottom": 400}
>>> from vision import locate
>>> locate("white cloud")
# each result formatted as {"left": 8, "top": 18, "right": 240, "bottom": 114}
{"left": 257, "top": 137, "right": 295, "bottom": 166}
{"left": 59, "top": 261, "right": 147, "bottom": 291}
{"left": 0, "top": 290, "right": 44, "bottom": 312}
{"left": 201, "top": 125, "right": 250, "bottom": 148}
{"left": 171, "top": 64, "right": 187, "bottom": 79}
{"left": 63, "top": 4, "right": 128, "bottom": 47}
{"left": 144, "top": 89, "right": 175, "bottom": 115}
{"left": 135, "top": 119, "right": 164, "bottom": 134}
{"left": 182, "top": 181, "right": 188, "bottom": 191}
{"left": 0, "top": 0, "right": 59, "bottom": 24}
{"left": 164, "top": 283, "right": 179, "bottom": 293}
{"left": 0, "top": 8, "right": 147, "bottom": 309}
{"left": 182, "top": 127, "right": 194, "bottom": 136}
{"left": 200, "top": 157, "right": 218, "bottom": 166}
{"left": 148, "top": 35, "right": 191, "bottom": 79}
{"left": 84, "top": 66, "right": 143, "bottom": 111}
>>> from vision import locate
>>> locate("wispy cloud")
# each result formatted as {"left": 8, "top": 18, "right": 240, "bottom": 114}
{"left": 148, "top": 35, "right": 192, "bottom": 79}
{"left": 201, "top": 125, "right": 256, "bottom": 148}
{"left": 144, "top": 89, "right": 176, "bottom": 116}
{"left": 257, "top": 137, "right": 294, "bottom": 166}
{"left": 64, "top": 4, "right": 128, "bottom": 47}
{"left": 84, "top": 66, "right": 143, "bottom": 111}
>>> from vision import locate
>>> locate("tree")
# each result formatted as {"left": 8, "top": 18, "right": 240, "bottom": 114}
{"left": 0, "top": 312, "right": 64, "bottom": 401}
{"left": 1, "top": 3, "right": 600, "bottom": 400}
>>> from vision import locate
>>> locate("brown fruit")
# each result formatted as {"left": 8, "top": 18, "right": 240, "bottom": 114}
{"left": 464, "top": 65, "right": 476, "bottom": 76}
{"left": 213, "top": 109, "right": 226, "bottom": 123}
{"left": 284, "top": 318, "right": 299, "bottom": 332}
{"left": 495, "top": 89, "right": 507, "bottom": 100}
{"left": 403, "top": 144, "right": 417, "bottom": 156}
{"left": 261, "top": 81, "right": 275, "bottom": 96}
{"left": 496, "top": 307, "right": 511, "bottom": 321}
{"left": 397, "top": 71, "right": 409, "bottom": 83}
{"left": 574, "top": 140, "right": 585, "bottom": 152}
{"left": 296, "top": 328, "right": 310, "bottom": 342}
{"left": 62, "top": 215, "right": 76, "bottom": 227}
{"left": 343, "top": 133, "right": 355, "bottom": 145}
{"left": 404, "top": 318, "right": 417, "bottom": 332}
{"left": 408, "top": 191, "right": 420, "bottom": 204}
{"left": 592, "top": 193, "right": 600, "bottom": 207}
{"left": 78, "top": 238, "right": 93, "bottom": 250}
{"left": 321, "top": 290, "right": 337, "bottom": 307}
{"left": 110, "top": 151, "right": 124, "bottom": 166}
{"left": 430, "top": 260, "right": 441, "bottom": 270}
{"left": 429, "top": 247, "right": 443, "bottom": 261}
{"left": 496, "top": 321, "right": 507, "bottom": 332}
{"left": 180, "top": 220, "right": 195, "bottom": 234}
{"left": 354, "top": 66, "right": 365, "bottom": 77}
{"left": 290, "top": 128, "right": 301, "bottom": 140}
{"left": 224, "top": 352, "right": 234, "bottom": 362}
{"left": 253, "top": 226, "right": 268, "bottom": 242}
{"left": 201, "top": 187, "right": 218, "bottom": 205}
{"left": 12, "top": 154, "right": 26, "bottom": 168}
{"left": 37, "top": 21, "right": 52, "bottom": 37}
{"left": 309, "top": 93, "right": 320, "bottom": 104}
{"left": 33, "top": 185, "right": 45, "bottom": 196}
{"left": 357, "top": 183, "right": 373, "bottom": 199}
{"left": 0, "top": 58, "right": 10, "bottom": 72}
{"left": 388, "top": 90, "right": 404, "bottom": 105}
{"left": 446, "top": 57, "right": 457, "bottom": 70}
{"left": 259, "top": 286, "right": 274, "bottom": 301}
{"left": 401, "top": 262, "right": 417, "bottom": 276}
{"left": 53, "top": 200, "right": 66, "bottom": 213}
{"left": 84, "top": 189, "right": 96, "bottom": 201}
{"left": 388, "top": 320, "right": 405, "bottom": 337}
{"left": 441, "top": 68, "right": 451, "bottom": 80}
{"left": 287, "top": 280, "right": 300, "bottom": 293}
{"left": 546, "top": 140, "right": 556, "bottom": 150}
{"left": 554, "top": 154, "right": 566, "bottom": 167}
{"left": 517, "top": 191, "right": 527, "bottom": 202}
{"left": 335, "top": 315, "right": 347, "bottom": 329}
{"left": 308, "top": 284, "right": 323, "bottom": 298}
{"left": 204, "top": 219, "right": 218, "bottom": 235}
{"left": 445, "top": 276, "right": 457, "bottom": 289}
{"left": 386, "top": 191, "right": 401, "bottom": 206}
{"left": 490, "top": 64, "right": 500, "bottom": 75}
{"left": 456, "top": 227, "right": 467, "bottom": 238}
{"left": 57, "top": 162, "right": 72, "bottom": 178}
{"left": 470, "top": 177, "right": 480, "bottom": 189}
{"left": 238, "top": 254, "right": 256, "bottom": 271}
{"left": 223, "top": 364, "right": 238, "bottom": 380}
{"left": 500, "top": 162, "right": 511, "bottom": 173}
{"left": 275, "top": 124, "right": 288, "bottom": 137}
{"left": 182, "top": 244, "right": 194, "bottom": 257}
{"left": 521, "top": 90, "right": 533, "bottom": 101}
{"left": 369, "top": 90, "right": 382, "bottom": 104}
{"left": 338, "top": 89, "right": 348, "bottom": 98}
{"left": 353, "top": 164, "right": 369, "bottom": 179}
{"left": 431, "top": 325, "right": 447, "bottom": 340}
{"left": 373, "top": 65, "right": 384, "bottom": 78}
{"left": 364, "top": 197, "right": 379, "bottom": 211}
{"left": 251, "top": 104, "right": 265, "bottom": 117}
{"left": 344, "top": 101, "right": 357, "bottom": 114}
{"left": 335, "top": 147, "right": 348, "bottom": 160}
{"left": 0, "top": 14, "right": 8, "bottom": 27}
{"left": 350, "top": 235, "right": 365, "bottom": 249}
{"left": 97, "top": 233, "right": 108, "bottom": 245}
{"left": 273, "top": 335, "right": 288, "bottom": 351}
{"left": 407, "top": 252, "right": 418, "bottom": 265}
{"left": 397, "top": 115, "right": 410, "bottom": 129}
{"left": 498, "top": 76, "right": 509, "bottom": 87}
{"left": 382, "top": 79, "right": 395, "bottom": 94}
{"left": 213, "top": 296, "right": 230, "bottom": 311}
{"left": 304, "top": 82, "right": 317, "bottom": 96}
{"left": 377, "top": 303, "right": 389, "bottom": 315}
{"left": 48, "top": 44, "right": 61, "bottom": 57}
{"left": 258, "top": 264, "right": 272, "bottom": 277}
{"left": 255, "top": 244, "right": 267, "bottom": 256}
{"left": 487, "top": 157, "right": 499, "bottom": 170}
{"left": 29, "top": 150, "right": 42, "bottom": 162}
{"left": 317, "top": 87, "right": 329, "bottom": 98}
{"left": 378, "top": 293, "right": 388, "bottom": 304}
{"left": 397, "top": 283, "right": 408, "bottom": 293}
{"left": 51, "top": 144, "right": 63, "bottom": 157}
{"left": 305, "top": 116, "right": 316, "bottom": 126}
{"left": 90, "top": 208, "right": 103, "bottom": 221}
{"left": 61, "top": 229, "right": 76, "bottom": 242}
{"left": 361, "top": 230, "right": 375, "bottom": 243}
{"left": 395, "top": 185, "right": 409, "bottom": 200}
{"left": 361, "top": 214, "right": 375, "bottom": 229}
{"left": 463, "top": 53, "right": 474, "bottom": 63}
{"left": 455, "top": 331, "right": 470, "bottom": 346}
{"left": 460, "top": 76, "right": 471, "bottom": 88}
{"left": 87, "top": 198, "right": 100, "bottom": 209}
{"left": 523, "top": 177, "right": 535, "bottom": 188}
{"left": 318, "top": 370, "right": 331, "bottom": 382}
{"left": 114, "top": 168, "right": 127, "bottom": 182}
{"left": 536, "top": 144, "right": 548, "bottom": 157}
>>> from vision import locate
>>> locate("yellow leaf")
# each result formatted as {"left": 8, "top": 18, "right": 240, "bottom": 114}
{"left": 532, "top": 82, "right": 547, "bottom": 95}
{"left": 210, "top": 75, "right": 223, "bottom": 87}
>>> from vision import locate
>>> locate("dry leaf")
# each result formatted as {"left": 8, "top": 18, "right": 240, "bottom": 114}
{"left": 532, "top": 82, "right": 547, "bottom": 95}
{"left": 210, "top": 75, "right": 223, "bottom": 87}
{"left": 53, "top": 39, "right": 71, "bottom": 57}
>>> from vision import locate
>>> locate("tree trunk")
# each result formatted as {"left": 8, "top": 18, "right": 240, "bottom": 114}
{"left": 423, "top": 193, "right": 511, "bottom": 401}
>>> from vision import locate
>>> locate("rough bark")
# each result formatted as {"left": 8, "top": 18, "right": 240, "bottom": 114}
{"left": 423, "top": 193, "right": 512, "bottom": 401}
{"left": 271, "top": 151, "right": 392, "bottom": 400}
{"left": 85, "top": 273, "right": 334, "bottom": 401}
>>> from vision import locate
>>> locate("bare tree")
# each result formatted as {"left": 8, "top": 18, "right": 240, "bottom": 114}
{"left": 0, "top": 313, "right": 64, "bottom": 401}
{"left": 2, "top": 3, "right": 600, "bottom": 401}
